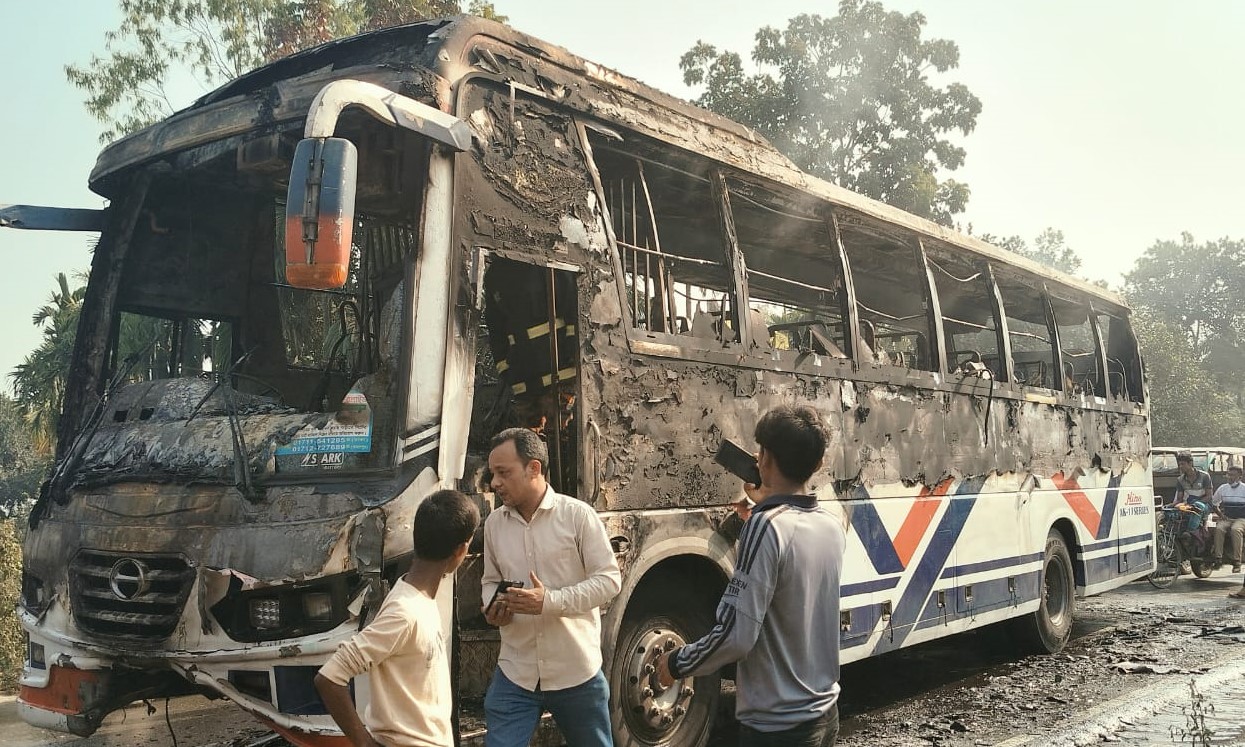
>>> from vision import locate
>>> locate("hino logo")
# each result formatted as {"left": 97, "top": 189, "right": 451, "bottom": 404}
{"left": 109, "top": 558, "right": 151, "bottom": 601}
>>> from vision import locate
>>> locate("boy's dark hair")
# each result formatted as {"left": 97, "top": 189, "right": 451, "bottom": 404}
{"left": 414, "top": 490, "right": 480, "bottom": 561}
{"left": 1176, "top": 451, "right": 1194, "bottom": 465}
{"left": 489, "top": 427, "right": 548, "bottom": 474}
{"left": 754, "top": 405, "right": 829, "bottom": 484}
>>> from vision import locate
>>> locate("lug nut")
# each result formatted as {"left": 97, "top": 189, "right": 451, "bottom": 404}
{"left": 643, "top": 664, "right": 655, "bottom": 674}
{"left": 660, "top": 714, "right": 673, "bottom": 725}
{"left": 648, "top": 707, "right": 660, "bottom": 718}
{"left": 664, "top": 639, "right": 677, "bottom": 651}
{"left": 674, "top": 705, "right": 687, "bottom": 716}
{"left": 680, "top": 687, "right": 695, "bottom": 698}
{"left": 641, "top": 687, "right": 653, "bottom": 698}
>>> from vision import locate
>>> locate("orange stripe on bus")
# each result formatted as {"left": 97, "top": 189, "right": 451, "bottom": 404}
{"left": 19, "top": 666, "right": 101, "bottom": 715}
{"left": 893, "top": 479, "right": 953, "bottom": 567}
{"left": 1051, "top": 472, "right": 1100, "bottom": 537}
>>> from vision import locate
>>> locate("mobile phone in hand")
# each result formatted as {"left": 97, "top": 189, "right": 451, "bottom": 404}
{"left": 715, "top": 439, "right": 762, "bottom": 486}
{"left": 487, "top": 580, "right": 525, "bottom": 614}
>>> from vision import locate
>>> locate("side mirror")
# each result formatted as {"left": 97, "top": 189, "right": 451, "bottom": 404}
{"left": 284, "top": 137, "right": 358, "bottom": 290}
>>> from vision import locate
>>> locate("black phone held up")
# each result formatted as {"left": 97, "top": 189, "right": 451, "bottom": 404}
{"left": 487, "top": 580, "right": 524, "bottom": 613}
{"left": 715, "top": 439, "right": 762, "bottom": 486}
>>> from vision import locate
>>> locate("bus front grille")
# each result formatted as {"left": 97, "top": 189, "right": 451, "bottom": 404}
{"left": 70, "top": 550, "right": 194, "bottom": 640}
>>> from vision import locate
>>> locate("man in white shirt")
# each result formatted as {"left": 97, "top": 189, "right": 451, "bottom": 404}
{"left": 1212, "top": 464, "right": 1245, "bottom": 573}
{"left": 481, "top": 428, "right": 621, "bottom": 747}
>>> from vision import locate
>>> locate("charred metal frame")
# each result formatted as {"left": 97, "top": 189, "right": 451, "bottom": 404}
{"left": 986, "top": 265, "right": 1014, "bottom": 384}
{"left": 917, "top": 238, "right": 948, "bottom": 376}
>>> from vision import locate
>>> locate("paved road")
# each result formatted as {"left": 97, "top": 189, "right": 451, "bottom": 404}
{"left": 7, "top": 572, "right": 1244, "bottom": 747}
{"left": 0, "top": 694, "right": 272, "bottom": 747}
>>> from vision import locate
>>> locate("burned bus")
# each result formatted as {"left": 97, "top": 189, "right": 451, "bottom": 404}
{"left": 9, "top": 15, "right": 1152, "bottom": 747}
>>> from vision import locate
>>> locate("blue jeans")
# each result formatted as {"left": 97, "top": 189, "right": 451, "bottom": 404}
{"left": 484, "top": 668, "right": 613, "bottom": 747}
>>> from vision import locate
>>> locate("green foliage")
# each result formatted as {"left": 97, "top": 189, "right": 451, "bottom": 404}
{"left": 0, "top": 518, "right": 22, "bottom": 693}
{"left": 68, "top": 0, "right": 507, "bottom": 143}
{"left": 9, "top": 273, "right": 85, "bottom": 451}
{"left": 978, "top": 228, "right": 1083, "bottom": 275}
{"left": 1131, "top": 309, "right": 1242, "bottom": 445}
{"left": 680, "top": 0, "right": 981, "bottom": 224}
{"left": 0, "top": 397, "right": 50, "bottom": 518}
{"left": 1125, "top": 234, "right": 1245, "bottom": 422}
{"left": 1125, "top": 233, "right": 1245, "bottom": 358}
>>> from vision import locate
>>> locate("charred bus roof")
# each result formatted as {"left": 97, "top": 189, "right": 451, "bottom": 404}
{"left": 89, "top": 14, "right": 1125, "bottom": 311}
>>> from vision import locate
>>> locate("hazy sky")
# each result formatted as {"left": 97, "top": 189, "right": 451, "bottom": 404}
{"left": 2, "top": 1, "right": 1243, "bottom": 383}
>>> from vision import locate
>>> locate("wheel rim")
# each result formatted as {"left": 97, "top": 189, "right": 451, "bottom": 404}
{"left": 1044, "top": 554, "right": 1070, "bottom": 627}
{"left": 620, "top": 626, "right": 695, "bottom": 739}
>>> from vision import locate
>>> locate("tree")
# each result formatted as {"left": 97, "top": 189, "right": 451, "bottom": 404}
{"left": 1130, "top": 309, "right": 1242, "bottom": 445}
{"left": 0, "top": 396, "right": 50, "bottom": 518}
{"left": 0, "top": 517, "right": 22, "bottom": 692}
{"left": 679, "top": 0, "right": 981, "bottom": 224}
{"left": 978, "top": 228, "right": 1083, "bottom": 275}
{"left": 9, "top": 273, "right": 86, "bottom": 451}
{"left": 1125, "top": 233, "right": 1245, "bottom": 413}
{"left": 1124, "top": 233, "right": 1245, "bottom": 358}
{"left": 68, "top": 0, "right": 506, "bottom": 143}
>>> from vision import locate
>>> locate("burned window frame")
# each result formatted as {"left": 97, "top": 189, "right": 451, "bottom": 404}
{"left": 582, "top": 125, "right": 753, "bottom": 360}
{"left": 577, "top": 119, "right": 1143, "bottom": 413}
{"left": 926, "top": 246, "right": 1009, "bottom": 383}
{"left": 1094, "top": 310, "right": 1146, "bottom": 404}
{"left": 835, "top": 210, "right": 944, "bottom": 378}
{"left": 1048, "top": 290, "right": 1110, "bottom": 399}
{"left": 723, "top": 176, "right": 855, "bottom": 373}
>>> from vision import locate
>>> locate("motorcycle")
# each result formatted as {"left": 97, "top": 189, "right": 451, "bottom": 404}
{"left": 1148, "top": 502, "right": 1220, "bottom": 588}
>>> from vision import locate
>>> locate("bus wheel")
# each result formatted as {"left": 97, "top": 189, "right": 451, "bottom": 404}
{"left": 610, "top": 606, "right": 720, "bottom": 747}
{"left": 1013, "top": 530, "right": 1075, "bottom": 653}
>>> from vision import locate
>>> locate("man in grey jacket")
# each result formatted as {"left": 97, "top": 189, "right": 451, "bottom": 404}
{"left": 658, "top": 405, "right": 846, "bottom": 746}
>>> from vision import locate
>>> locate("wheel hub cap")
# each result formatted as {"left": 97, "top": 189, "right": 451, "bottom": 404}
{"left": 625, "top": 627, "right": 694, "bottom": 732}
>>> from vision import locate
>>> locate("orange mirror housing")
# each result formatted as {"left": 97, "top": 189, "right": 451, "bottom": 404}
{"left": 284, "top": 138, "right": 358, "bottom": 289}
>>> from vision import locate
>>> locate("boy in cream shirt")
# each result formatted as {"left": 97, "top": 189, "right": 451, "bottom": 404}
{"left": 316, "top": 490, "right": 479, "bottom": 747}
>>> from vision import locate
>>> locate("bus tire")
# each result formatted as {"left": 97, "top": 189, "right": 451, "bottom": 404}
{"left": 609, "top": 600, "right": 720, "bottom": 747}
{"left": 1013, "top": 530, "right": 1075, "bottom": 653}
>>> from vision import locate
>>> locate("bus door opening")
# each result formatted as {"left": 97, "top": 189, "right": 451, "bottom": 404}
{"left": 477, "top": 257, "right": 579, "bottom": 493}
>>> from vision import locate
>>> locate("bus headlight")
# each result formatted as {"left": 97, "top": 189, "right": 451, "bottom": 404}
{"left": 212, "top": 571, "right": 365, "bottom": 642}
{"left": 21, "top": 571, "right": 48, "bottom": 614}
{"left": 301, "top": 592, "right": 334, "bottom": 623}
{"left": 248, "top": 598, "right": 282, "bottom": 630}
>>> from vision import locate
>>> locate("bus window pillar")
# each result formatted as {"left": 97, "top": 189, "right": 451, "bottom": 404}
{"left": 986, "top": 265, "right": 1014, "bottom": 384}
{"left": 827, "top": 211, "right": 862, "bottom": 364}
{"left": 1087, "top": 302, "right": 1111, "bottom": 401}
{"left": 917, "top": 238, "right": 948, "bottom": 376}
{"left": 1042, "top": 283, "right": 1067, "bottom": 393}
{"left": 710, "top": 170, "right": 747, "bottom": 345}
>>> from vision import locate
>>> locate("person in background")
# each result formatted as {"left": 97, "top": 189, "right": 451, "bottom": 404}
{"left": 1168, "top": 452, "right": 1214, "bottom": 575}
{"left": 658, "top": 405, "right": 846, "bottom": 747}
{"left": 1171, "top": 451, "right": 1213, "bottom": 506}
{"left": 481, "top": 427, "right": 621, "bottom": 747}
{"left": 1211, "top": 464, "right": 1245, "bottom": 574}
{"left": 315, "top": 490, "right": 480, "bottom": 747}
